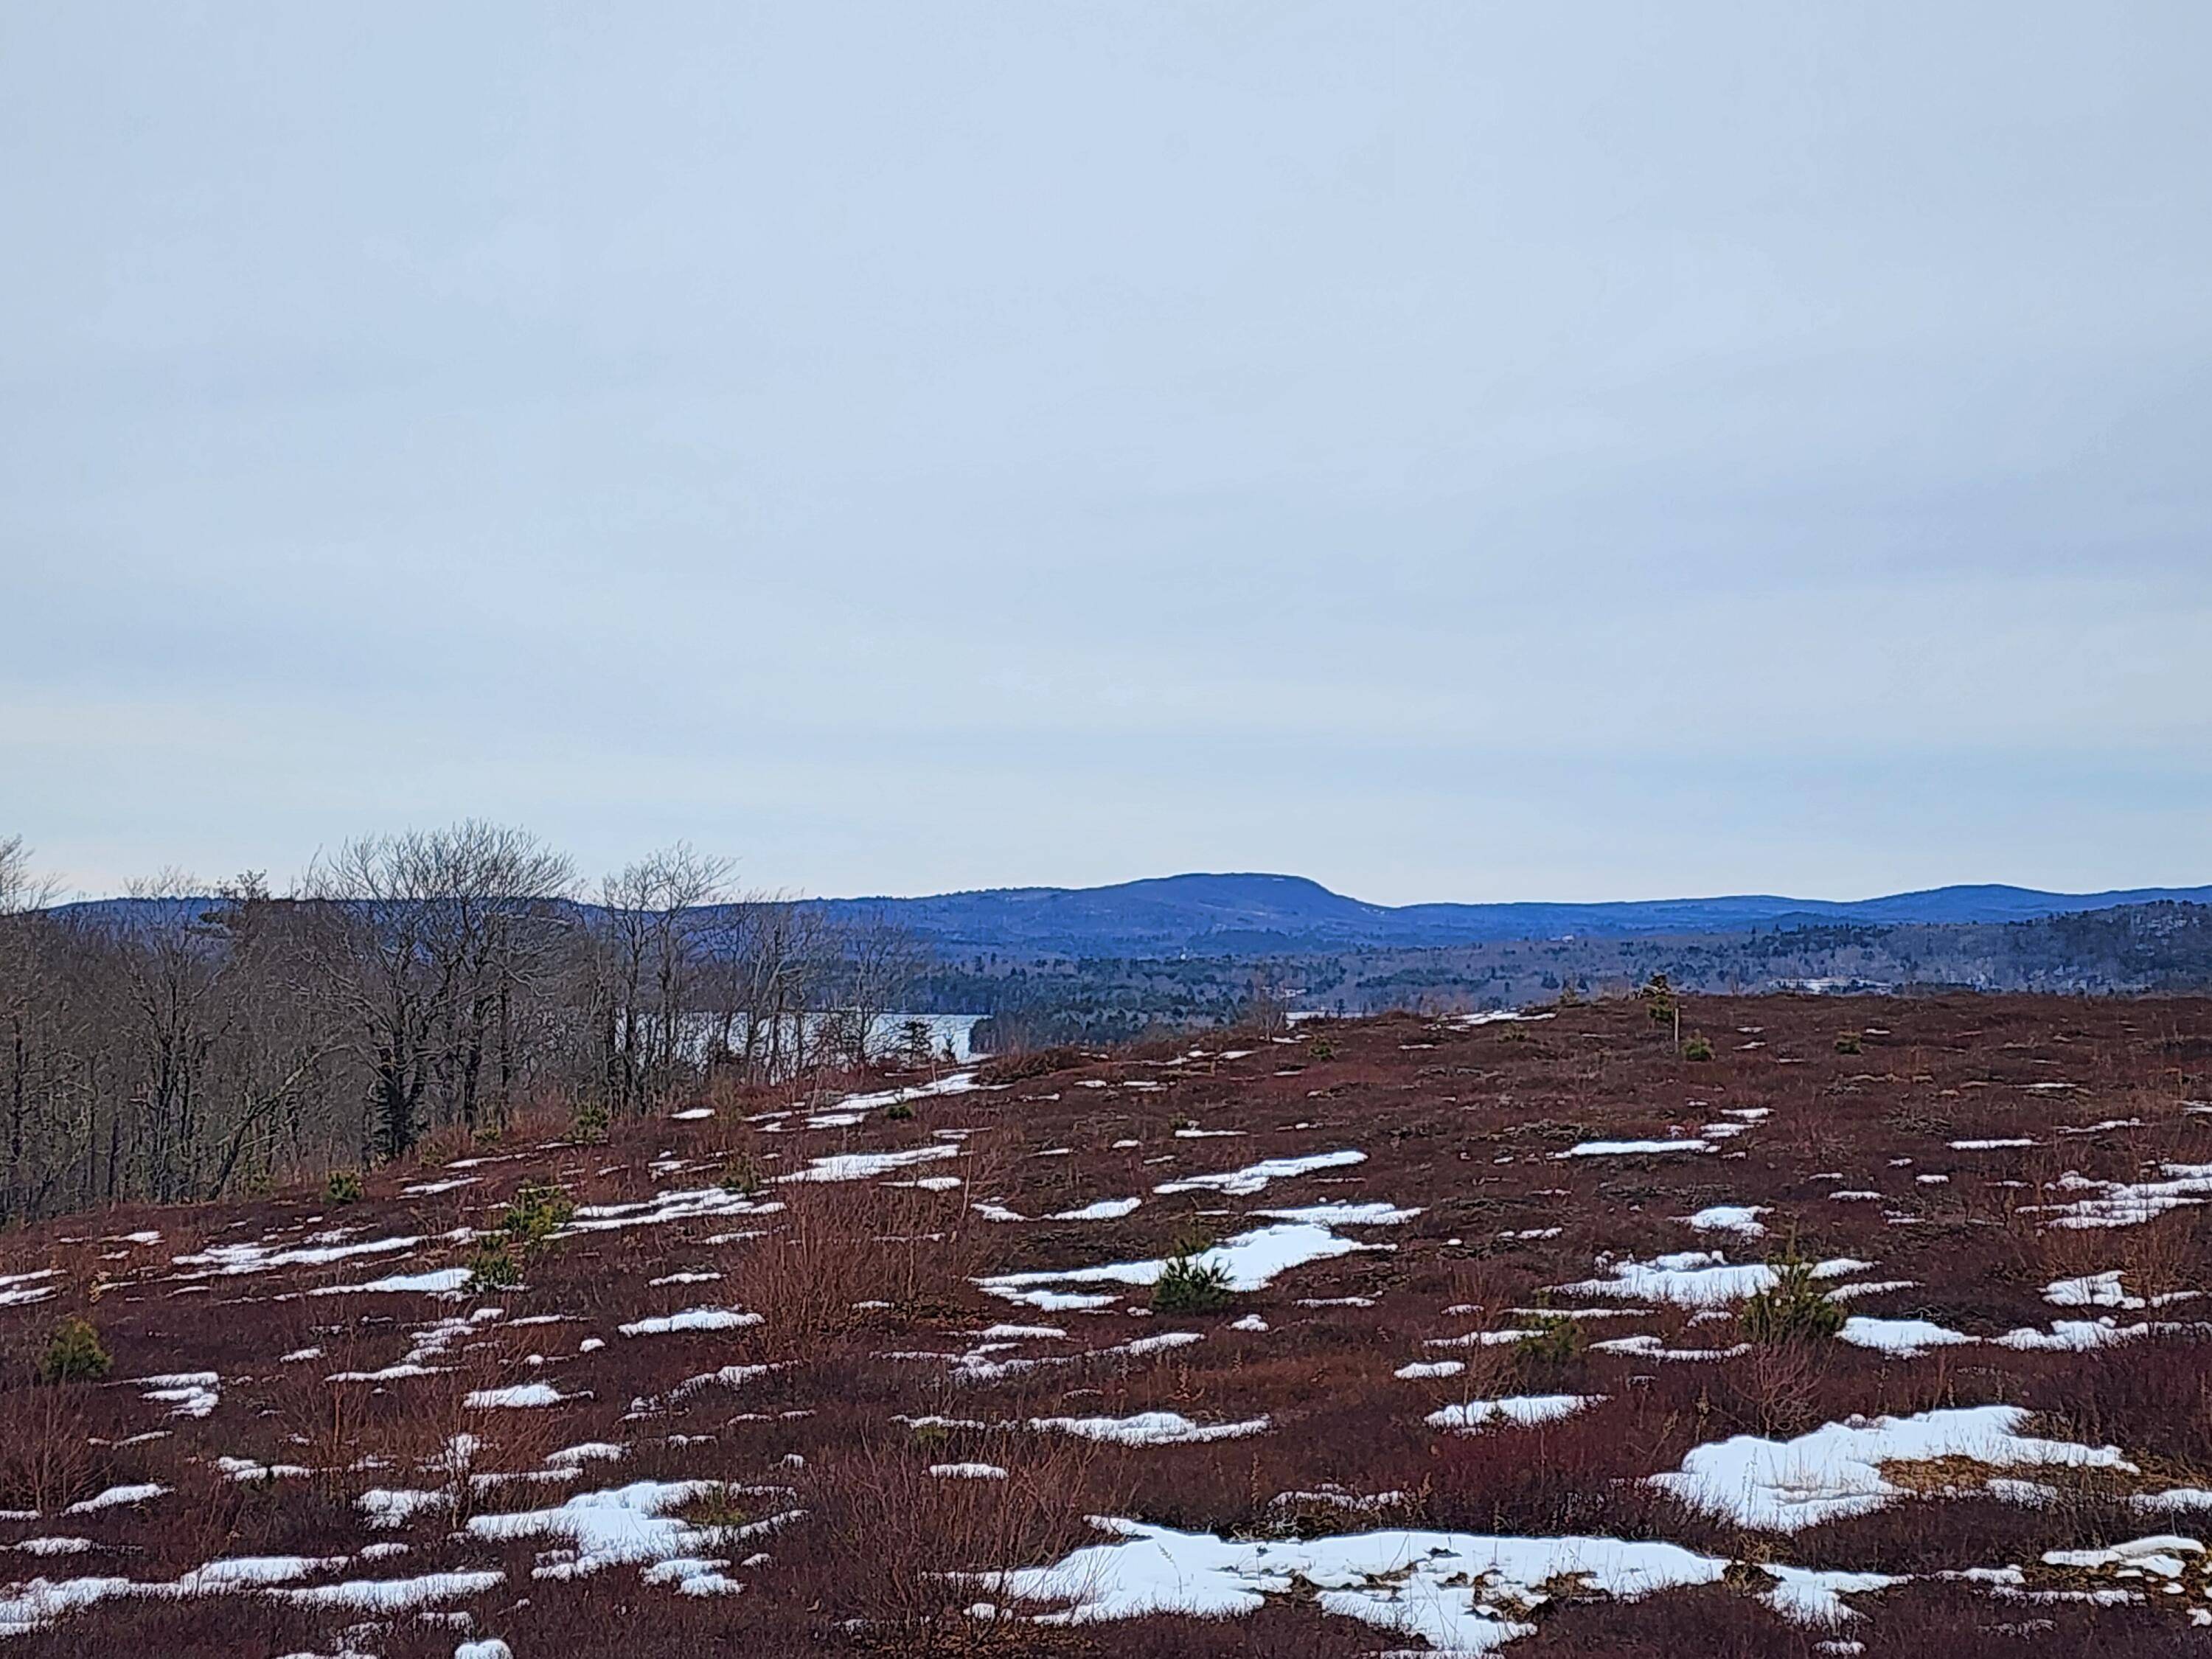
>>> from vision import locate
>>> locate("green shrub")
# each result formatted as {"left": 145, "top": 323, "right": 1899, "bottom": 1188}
{"left": 1741, "top": 1252, "right": 1846, "bottom": 1344}
{"left": 1513, "top": 1312, "right": 1587, "bottom": 1368}
{"left": 39, "top": 1316, "right": 111, "bottom": 1384}
{"left": 465, "top": 1239, "right": 522, "bottom": 1292}
{"left": 883, "top": 1102, "right": 915, "bottom": 1122}
{"left": 324, "top": 1171, "right": 363, "bottom": 1205}
{"left": 1683, "top": 1035, "right": 1714, "bottom": 1062}
{"left": 718, "top": 1153, "right": 765, "bottom": 1197}
{"left": 1834, "top": 1033, "right": 1863, "bottom": 1055}
{"left": 1306, "top": 1037, "right": 1335, "bottom": 1061}
{"left": 498, "top": 1179, "right": 574, "bottom": 1247}
{"left": 571, "top": 1101, "right": 611, "bottom": 1144}
{"left": 1152, "top": 1251, "right": 1236, "bottom": 1313}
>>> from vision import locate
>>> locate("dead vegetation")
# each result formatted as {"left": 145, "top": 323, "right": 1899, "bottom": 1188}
{"left": 0, "top": 995, "right": 2207, "bottom": 1654}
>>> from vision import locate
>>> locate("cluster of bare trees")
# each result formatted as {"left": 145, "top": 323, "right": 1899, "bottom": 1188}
{"left": 0, "top": 826, "right": 927, "bottom": 1223}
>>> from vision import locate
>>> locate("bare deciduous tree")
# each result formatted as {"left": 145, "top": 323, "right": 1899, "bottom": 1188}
{"left": 303, "top": 822, "right": 575, "bottom": 1159}
{"left": 588, "top": 844, "right": 734, "bottom": 1115}
{"left": 0, "top": 821, "right": 945, "bottom": 1220}
{"left": 835, "top": 911, "right": 926, "bottom": 1068}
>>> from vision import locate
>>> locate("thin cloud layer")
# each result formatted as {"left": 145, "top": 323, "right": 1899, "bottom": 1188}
{"left": 4, "top": 5, "right": 2208, "bottom": 899}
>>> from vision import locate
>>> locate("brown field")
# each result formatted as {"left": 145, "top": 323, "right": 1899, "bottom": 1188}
{"left": 1, "top": 992, "right": 2208, "bottom": 1656}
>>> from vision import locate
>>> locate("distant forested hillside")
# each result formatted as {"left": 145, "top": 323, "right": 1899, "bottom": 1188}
{"left": 804, "top": 872, "right": 2212, "bottom": 955}
{"left": 942, "top": 902, "right": 2212, "bottom": 1046}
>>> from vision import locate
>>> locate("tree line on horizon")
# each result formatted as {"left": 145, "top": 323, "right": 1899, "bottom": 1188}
{"left": 0, "top": 825, "right": 926, "bottom": 1225}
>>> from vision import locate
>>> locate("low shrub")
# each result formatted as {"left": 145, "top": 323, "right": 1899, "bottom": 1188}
{"left": 1740, "top": 1252, "right": 1845, "bottom": 1345}
{"left": 1714, "top": 1338, "right": 1835, "bottom": 1438}
{"left": 784, "top": 1437, "right": 1112, "bottom": 1635}
{"left": 1835, "top": 1032, "right": 1863, "bottom": 1054}
{"left": 1513, "top": 1312, "right": 1587, "bottom": 1368}
{"left": 1306, "top": 1037, "right": 1335, "bottom": 1061}
{"left": 0, "top": 1386, "right": 96, "bottom": 1509}
{"left": 1885, "top": 1102, "right": 1953, "bottom": 1138}
{"left": 719, "top": 1152, "right": 766, "bottom": 1197}
{"left": 466, "top": 1239, "right": 522, "bottom": 1292}
{"left": 883, "top": 1102, "right": 915, "bottom": 1122}
{"left": 1683, "top": 1035, "right": 1714, "bottom": 1061}
{"left": 1153, "top": 1251, "right": 1237, "bottom": 1313}
{"left": 571, "top": 1100, "right": 611, "bottom": 1144}
{"left": 324, "top": 1170, "right": 363, "bottom": 1205}
{"left": 38, "top": 1315, "right": 111, "bottom": 1384}
{"left": 498, "top": 1178, "right": 575, "bottom": 1246}
{"left": 734, "top": 1177, "right": 989, "bottom": 1343}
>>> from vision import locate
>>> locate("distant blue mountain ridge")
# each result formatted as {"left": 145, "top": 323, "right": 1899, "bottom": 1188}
{"left": 49, "top": 872, "right": 2212, "bottom": 959}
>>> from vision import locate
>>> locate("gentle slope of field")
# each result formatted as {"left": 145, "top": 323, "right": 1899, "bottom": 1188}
{"left": 0, "top": 994, "right": 2208, "bottom": 1655}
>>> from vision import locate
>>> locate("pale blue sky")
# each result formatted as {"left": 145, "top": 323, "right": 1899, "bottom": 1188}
{"left": 4, "top": 3, "right": 2208, "bottom": 903}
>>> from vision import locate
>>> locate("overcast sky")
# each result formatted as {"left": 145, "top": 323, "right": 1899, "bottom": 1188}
{"left": 4, "top": 4, "right": 2208, "bottom": 905}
